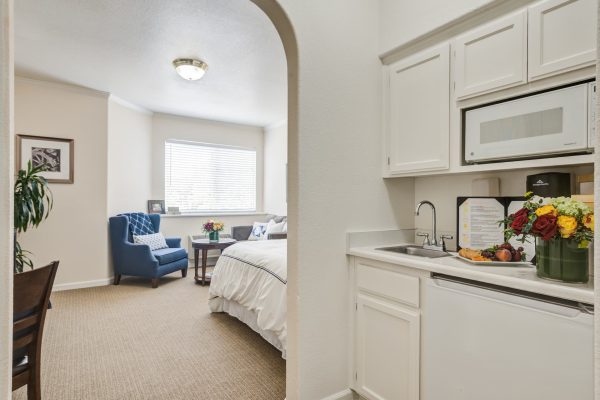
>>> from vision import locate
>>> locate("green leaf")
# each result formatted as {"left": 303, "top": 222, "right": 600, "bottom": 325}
{"left": 13, "top": 160, "right": 54, "bottom": 268}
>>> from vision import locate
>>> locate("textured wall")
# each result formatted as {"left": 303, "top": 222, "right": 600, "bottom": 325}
{"left": 267, "top": 1, "right": 416, "bottom": 398}
{"left": 107, "top": 97, "right": 153, "bottom": 216}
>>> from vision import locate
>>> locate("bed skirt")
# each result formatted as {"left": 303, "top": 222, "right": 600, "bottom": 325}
{"left": 209, "top": 297, "right": 286, "bottom": 359}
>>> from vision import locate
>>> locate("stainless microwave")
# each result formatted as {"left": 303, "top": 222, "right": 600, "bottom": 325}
{"left": 464, "top": 82, "right": 596, "bottom": 163}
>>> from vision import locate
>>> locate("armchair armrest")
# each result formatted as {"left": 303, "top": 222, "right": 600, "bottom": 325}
{"left": 118, "top": 242, "right": 159, "bottom": 275}
{"left": 166, "top": 237, "right": 182, "bottom": 248}
{"left": 232, "top": 225, "right": 253, "bottom": 241}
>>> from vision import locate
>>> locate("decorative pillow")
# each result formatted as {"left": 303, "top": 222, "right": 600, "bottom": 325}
{"left": 266, "top": 219, "right": 286, "bottom": 236}
{"left": 248, "top": 222, "right": 268, "bottom": 241}
{"left": 121, "top": 212, "right": 155, "bottom": 236}
{"left": 133, "top": 233, "right": 168, "bottom": 251}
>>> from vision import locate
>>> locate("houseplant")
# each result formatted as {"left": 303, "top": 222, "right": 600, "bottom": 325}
{"left": 203, "top": 219, "right": 224, "bottom": 242}
{"left": 503, "top": 193, "right": 593, "bottom": 283}
{"left": 14, "top": 161, "right": 53, "bottom": 273}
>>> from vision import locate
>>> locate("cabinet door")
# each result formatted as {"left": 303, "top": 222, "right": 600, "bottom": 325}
{"left": 453, "top": 10, "right": 527, "bottom": 99}
{"left": 528, "top": 0, "right": 597, "bottom": 80}
{"left": 386, "top": 43, "right": 449, "bottom": 174}
{"left": 355, "top": 293, "right": 420, "bottom": 400}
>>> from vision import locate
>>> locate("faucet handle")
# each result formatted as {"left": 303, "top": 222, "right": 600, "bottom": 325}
{"left": 417, "top": 232, "right": 431, "bottom": 246}
{"left": 440, "top": 234, "right": 454, "bottom": 251}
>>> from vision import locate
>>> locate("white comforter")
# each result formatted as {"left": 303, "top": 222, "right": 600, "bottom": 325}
{"left": 208, "top": 239, "right": 287, "bottom": 354}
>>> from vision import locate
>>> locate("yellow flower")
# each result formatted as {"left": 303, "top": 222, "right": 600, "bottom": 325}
{"left": 535, "top": 205, "right": 557, "bottom": 217}
{"left": 584, "top": 214, "right": 594, "bottom": 231}
{"left": 557, "top": 215, "right": 578, "bottom": 238}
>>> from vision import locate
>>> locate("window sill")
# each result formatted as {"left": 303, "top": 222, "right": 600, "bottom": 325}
{"left": 161, "top": 212, "right": 267, "bottom": 218}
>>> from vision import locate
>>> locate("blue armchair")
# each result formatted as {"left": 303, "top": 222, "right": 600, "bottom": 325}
{"left": 109, "top": 213, "right": 188, "bottom": 288}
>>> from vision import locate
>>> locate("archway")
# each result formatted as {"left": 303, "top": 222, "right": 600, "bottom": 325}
{"left": 249, "top": 2, "right": 299, "bottom": 398}
{"left": 0, "top": 0, "right": 300, "bottom": 398}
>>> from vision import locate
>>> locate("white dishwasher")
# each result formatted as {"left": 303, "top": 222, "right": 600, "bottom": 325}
{"left": 423, "top": 274, "right": 593, "bottom": 400}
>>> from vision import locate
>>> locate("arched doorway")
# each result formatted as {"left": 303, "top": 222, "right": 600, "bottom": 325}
{"left": 250, "top": 2, "right": 299, "bottom": 398}
{"left": 0, "top": 0, "right": 300, "bottom": 398}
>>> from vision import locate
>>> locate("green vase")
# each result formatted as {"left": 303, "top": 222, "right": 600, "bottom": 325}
{"left": 208, "top": 231, "right": 219, "bottom": 242}
{"left": 535, "top": 237, "right": 589, "bottom": 283}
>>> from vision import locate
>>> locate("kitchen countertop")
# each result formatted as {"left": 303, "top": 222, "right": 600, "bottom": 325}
{"left": 348, "top": 244, "right": 594, "bottom": 304}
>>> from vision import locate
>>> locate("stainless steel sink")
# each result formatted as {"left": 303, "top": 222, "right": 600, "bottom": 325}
{"left": 376, "top": 245, "right": 451, "bottom": 258}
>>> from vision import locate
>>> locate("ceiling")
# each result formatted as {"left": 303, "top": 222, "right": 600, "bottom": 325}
{"left": 15, "top": 0, "right": 287, "bottom": 127}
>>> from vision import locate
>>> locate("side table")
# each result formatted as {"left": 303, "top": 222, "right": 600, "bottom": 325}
{"left": 191, "top": 238, "right": 237, "bottom": 285}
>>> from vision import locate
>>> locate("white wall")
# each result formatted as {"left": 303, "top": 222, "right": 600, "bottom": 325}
{"left": 107, "top": 96, "right": 152, "bottom": 215}
{"left": 275, "top": 1, "right": 415, "bottom": 398}
{"left": 263, "top": 120, "right": 287, "bottom": 216}
{"left": 15, "top": 78, "right": 110, "bottom": 287}
{"left": 378, "top": 0, "right": 495, "bottom": 54}
{"left": 414, "top": 166, "right": 594, "bottom": 250}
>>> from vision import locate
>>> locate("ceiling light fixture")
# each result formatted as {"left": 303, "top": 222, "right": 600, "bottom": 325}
{"left": 173, "top": 58, "right": 208, "bottom": 81}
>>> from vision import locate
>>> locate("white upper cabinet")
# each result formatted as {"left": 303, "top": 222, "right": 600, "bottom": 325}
{"left": 385, "top": 43, "right": 450, "bottom": 174}
{"left": 528, "top": 0, "right": 597, "bottom": 81}
{"left": 453, "top": 10, "right": 527, "bottom": 99}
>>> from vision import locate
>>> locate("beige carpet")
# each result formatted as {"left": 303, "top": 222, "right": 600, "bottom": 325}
{"left": 13, "top": 273, "right": 285, "bottom": 400}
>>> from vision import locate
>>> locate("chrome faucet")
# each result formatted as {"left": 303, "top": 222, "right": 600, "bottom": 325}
{"left": 415, "top": 200, "right": 453, "bottom": 252}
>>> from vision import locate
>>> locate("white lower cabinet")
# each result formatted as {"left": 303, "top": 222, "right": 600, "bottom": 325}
{"left": 352, "top": 259, "right": 421, "bottom": 400}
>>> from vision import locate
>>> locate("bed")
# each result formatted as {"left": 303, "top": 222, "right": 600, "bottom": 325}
{"left": 208, "top": 239, "right": 287, "bottom": 358}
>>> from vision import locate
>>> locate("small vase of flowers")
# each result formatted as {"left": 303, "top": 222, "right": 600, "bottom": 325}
{"left": 203, "top": 220, "right": 224, "bottom": 242}
{"left": 503, "top": 193, "right": 594, "bottom": 283}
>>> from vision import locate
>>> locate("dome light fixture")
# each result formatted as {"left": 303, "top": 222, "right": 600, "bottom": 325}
{"left": 173, "top": 58, "right": 208, "bottom": 81}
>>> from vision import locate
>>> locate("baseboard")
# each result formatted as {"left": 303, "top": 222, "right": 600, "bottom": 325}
{"left": 321, "top": 389, "right": 359, "bottom": 400}
{"left": 52, "top": 277, "right": 113, "bottom": 292}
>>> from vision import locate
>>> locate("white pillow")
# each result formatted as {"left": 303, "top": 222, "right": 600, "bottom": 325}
{"left": 133, "top": 232, "right": 168, "bottom": 250}
{"left": 248, "top": 222, "right": 268, "bottom": 241}
{"left": 266, "top": 219, "right": 286, "bottom": 236}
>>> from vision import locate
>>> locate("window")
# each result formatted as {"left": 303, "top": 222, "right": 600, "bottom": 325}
{"left": 165, "top": 140, "right": 257, "bottom": 213}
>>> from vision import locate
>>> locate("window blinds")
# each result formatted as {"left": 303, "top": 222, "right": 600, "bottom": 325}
{"left": 164, "top": 140, "right": 257, "bottom": 213}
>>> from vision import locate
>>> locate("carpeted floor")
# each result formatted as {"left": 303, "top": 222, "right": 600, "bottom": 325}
{"left": 13, "top": 273, "right": 286, "bottom": 400}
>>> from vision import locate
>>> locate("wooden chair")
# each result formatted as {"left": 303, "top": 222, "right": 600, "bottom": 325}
{"left": 12, "top": 261, "right": 59, "bottom": 400}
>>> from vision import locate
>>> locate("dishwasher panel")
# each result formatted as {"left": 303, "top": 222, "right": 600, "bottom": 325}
{"left": 422, "top": 275, "right": 593, "bottom": 400}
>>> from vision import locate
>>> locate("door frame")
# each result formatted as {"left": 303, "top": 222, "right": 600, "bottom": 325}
{"left": 0, "top": 0, "right": 13, "bottom": 397}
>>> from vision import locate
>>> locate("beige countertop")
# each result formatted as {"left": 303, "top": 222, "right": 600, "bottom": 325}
{"left": 348, "top": 244, "right": 594, "bottom": 304}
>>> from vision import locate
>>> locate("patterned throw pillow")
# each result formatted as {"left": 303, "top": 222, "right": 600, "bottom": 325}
{"left": 133, "top": 233, "right": 168, "bottom": 251}
{"left": 248, "top": 222, "right": 268, "bottom": 241}
{"left": 120, "top": 212, "right": 155, "bottom": 236}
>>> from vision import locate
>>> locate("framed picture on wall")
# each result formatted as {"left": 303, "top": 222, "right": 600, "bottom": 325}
{"left": 147, "top": 200, "right": 166, "bottom": 214}
{"left": 16, "top": 134, "right": 74, "bottom": 183}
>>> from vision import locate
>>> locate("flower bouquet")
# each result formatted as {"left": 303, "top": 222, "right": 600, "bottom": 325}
{"left": 503, "top": 193, "right": 594, "bottom": 283}
{"left": 203, "top": 220, "right": 224, "bottom": 242}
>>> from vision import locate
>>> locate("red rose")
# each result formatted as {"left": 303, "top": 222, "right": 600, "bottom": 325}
{"left": 510, "top": 208, "right": 529, "bottom": 235}
{"left": 531, "top": 214, "right": 558, "bottom": 241}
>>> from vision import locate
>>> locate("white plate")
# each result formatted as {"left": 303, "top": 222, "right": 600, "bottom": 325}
{"left": 455, "top": 254, "right": 532, "bottom": 267}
